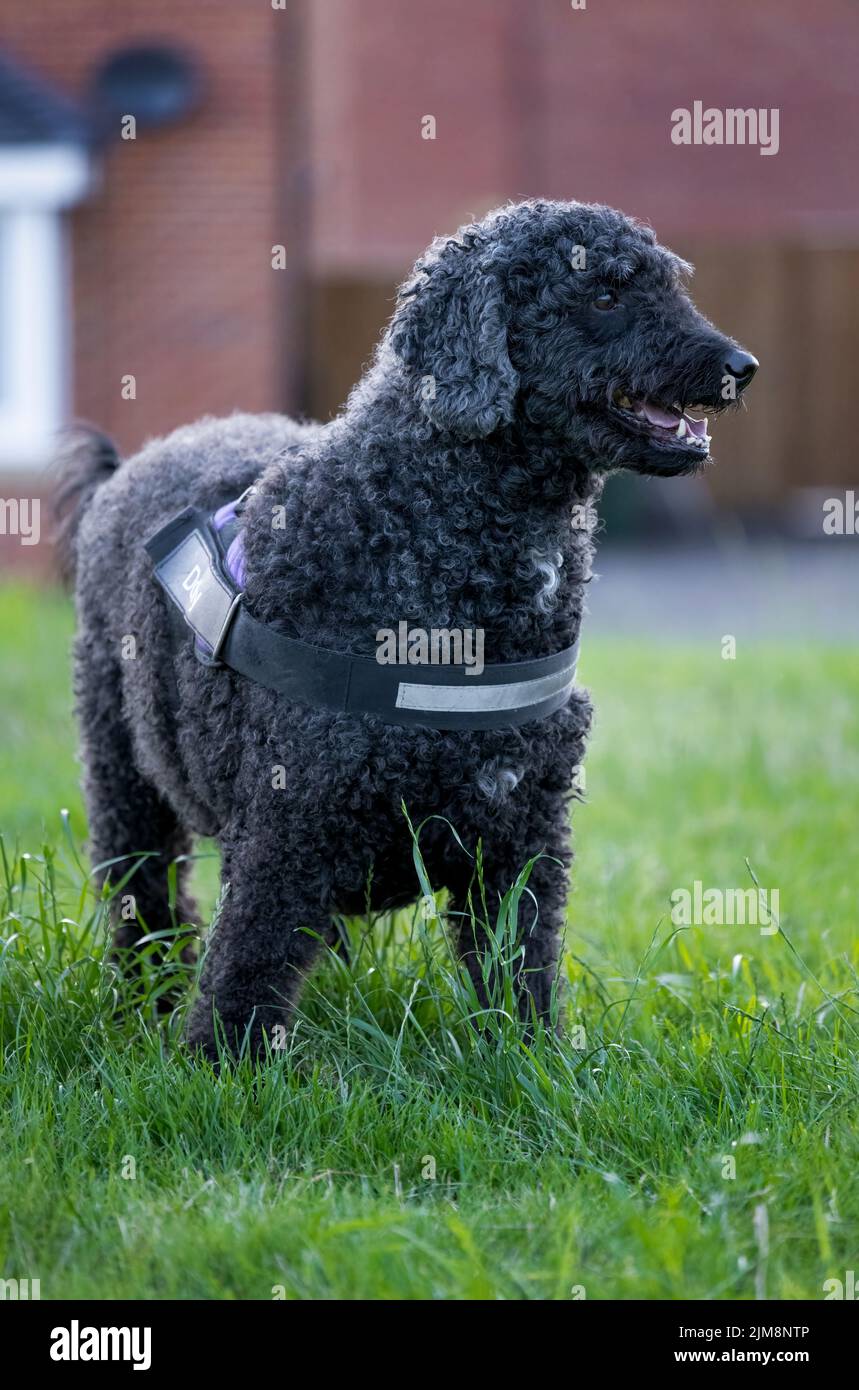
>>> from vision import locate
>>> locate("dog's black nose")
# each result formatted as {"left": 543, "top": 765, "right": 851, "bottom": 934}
{"left": 724, "top": 349, "right": 759, "bottom": 389}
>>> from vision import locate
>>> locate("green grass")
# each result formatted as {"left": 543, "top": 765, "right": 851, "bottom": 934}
{"left": 1, "top": 581, "right": 858, "bottom": 1300}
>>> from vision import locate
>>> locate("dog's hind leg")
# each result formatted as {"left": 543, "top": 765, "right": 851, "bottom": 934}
{"left": 75, "top": 641, "right": 197, "bottom": 992}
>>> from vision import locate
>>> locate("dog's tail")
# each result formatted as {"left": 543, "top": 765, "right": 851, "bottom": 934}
{"left": 53, "top": 426, "right": 121, "bottom": 586}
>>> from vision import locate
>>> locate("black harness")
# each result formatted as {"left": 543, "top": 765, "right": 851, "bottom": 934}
{"left": 145, "top": 496, "right": 580, "bottom": 732}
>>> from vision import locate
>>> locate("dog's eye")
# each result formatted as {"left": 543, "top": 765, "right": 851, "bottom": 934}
{"left": 593, "top": 289, "right": 619, "bottom": 311}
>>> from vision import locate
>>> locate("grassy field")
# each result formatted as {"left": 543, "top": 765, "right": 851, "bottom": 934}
{"left": 1, "top": 581, "right": 858, "bottom": 1300}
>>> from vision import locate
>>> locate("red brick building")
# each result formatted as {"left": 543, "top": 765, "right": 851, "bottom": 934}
{"left": 0, "top": 0, "right": 856, "bottom": 571}
{"left": 1, "top": 0, "right": 290, "bottom": 457}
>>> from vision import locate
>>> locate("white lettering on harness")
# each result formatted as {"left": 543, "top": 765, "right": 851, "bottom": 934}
{"left": 183, "top": 564, "right": 205, "bottom": 611}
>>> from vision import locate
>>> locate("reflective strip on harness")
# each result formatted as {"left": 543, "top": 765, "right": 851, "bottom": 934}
{"left": 396, "top": 663, "right": 577, "bottom": 714}
{"left": 145, "top": 503, "right": 581, "bottom": 731}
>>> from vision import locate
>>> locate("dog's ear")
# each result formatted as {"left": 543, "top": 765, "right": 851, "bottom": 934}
{"left": 390, "top": 235, "right": 519, "bottom": 439}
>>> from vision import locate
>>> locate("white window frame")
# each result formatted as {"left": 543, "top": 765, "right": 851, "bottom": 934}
{"left": 0, "top": 146, "right": 91, "bottom": 469}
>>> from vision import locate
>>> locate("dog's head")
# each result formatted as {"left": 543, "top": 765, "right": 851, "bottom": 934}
{"left": 390, "top": 200, "right": 758, "bottom": 476}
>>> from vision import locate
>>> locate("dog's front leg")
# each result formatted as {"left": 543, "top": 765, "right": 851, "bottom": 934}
{"left": 445, "top": 819, "right": 573, "bottom": 1032}
{"left": 185, "top": 829, "right": 330, "bottom": 1063}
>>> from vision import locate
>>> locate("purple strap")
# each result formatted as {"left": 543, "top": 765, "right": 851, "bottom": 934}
{"left": 225, "top": 536, "right": 246, "bottom": 588}
{"left": 212, "top": 500, "right": 246, "bottom": 588}
{"left": 193, "top": 497, "right": 246, "bottom": 657}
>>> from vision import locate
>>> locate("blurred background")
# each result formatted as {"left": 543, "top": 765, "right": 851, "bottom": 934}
{"left": 0, "top": 0, "right": 856, "bottom": 626}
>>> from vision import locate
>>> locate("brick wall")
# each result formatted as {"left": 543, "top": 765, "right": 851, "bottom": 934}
{"left": 3, "top": 0, "right": 287, "bottom": 459}
{"left": 306, "top": 0, "right": 859, "bottom": 274}
{"left": 301, "top": 0, "right": 859, "bottom": 509}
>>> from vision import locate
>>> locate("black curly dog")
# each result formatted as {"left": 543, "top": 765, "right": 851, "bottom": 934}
{"left": 56, "top": 200, "right": 757, "bottom": 1061}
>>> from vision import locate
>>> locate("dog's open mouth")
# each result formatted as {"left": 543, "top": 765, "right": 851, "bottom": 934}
{"left": 609, "top": 390, "right": 710, "bottom": 451}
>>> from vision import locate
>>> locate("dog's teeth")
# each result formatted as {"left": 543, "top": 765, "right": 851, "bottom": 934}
{"left": 676, "top": 417, "right": 687, "bottom": 438}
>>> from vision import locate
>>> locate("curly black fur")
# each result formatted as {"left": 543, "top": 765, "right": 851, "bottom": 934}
{"left": 56, "top": 200, "right": 757, "bottom": 1061}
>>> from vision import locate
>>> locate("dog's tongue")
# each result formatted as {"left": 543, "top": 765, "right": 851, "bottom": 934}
{"left": 642, "top": 401, "right": 679, "bottom": 429}
{"left": 641, "top": 400, "right": 710, "bottom": 439}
